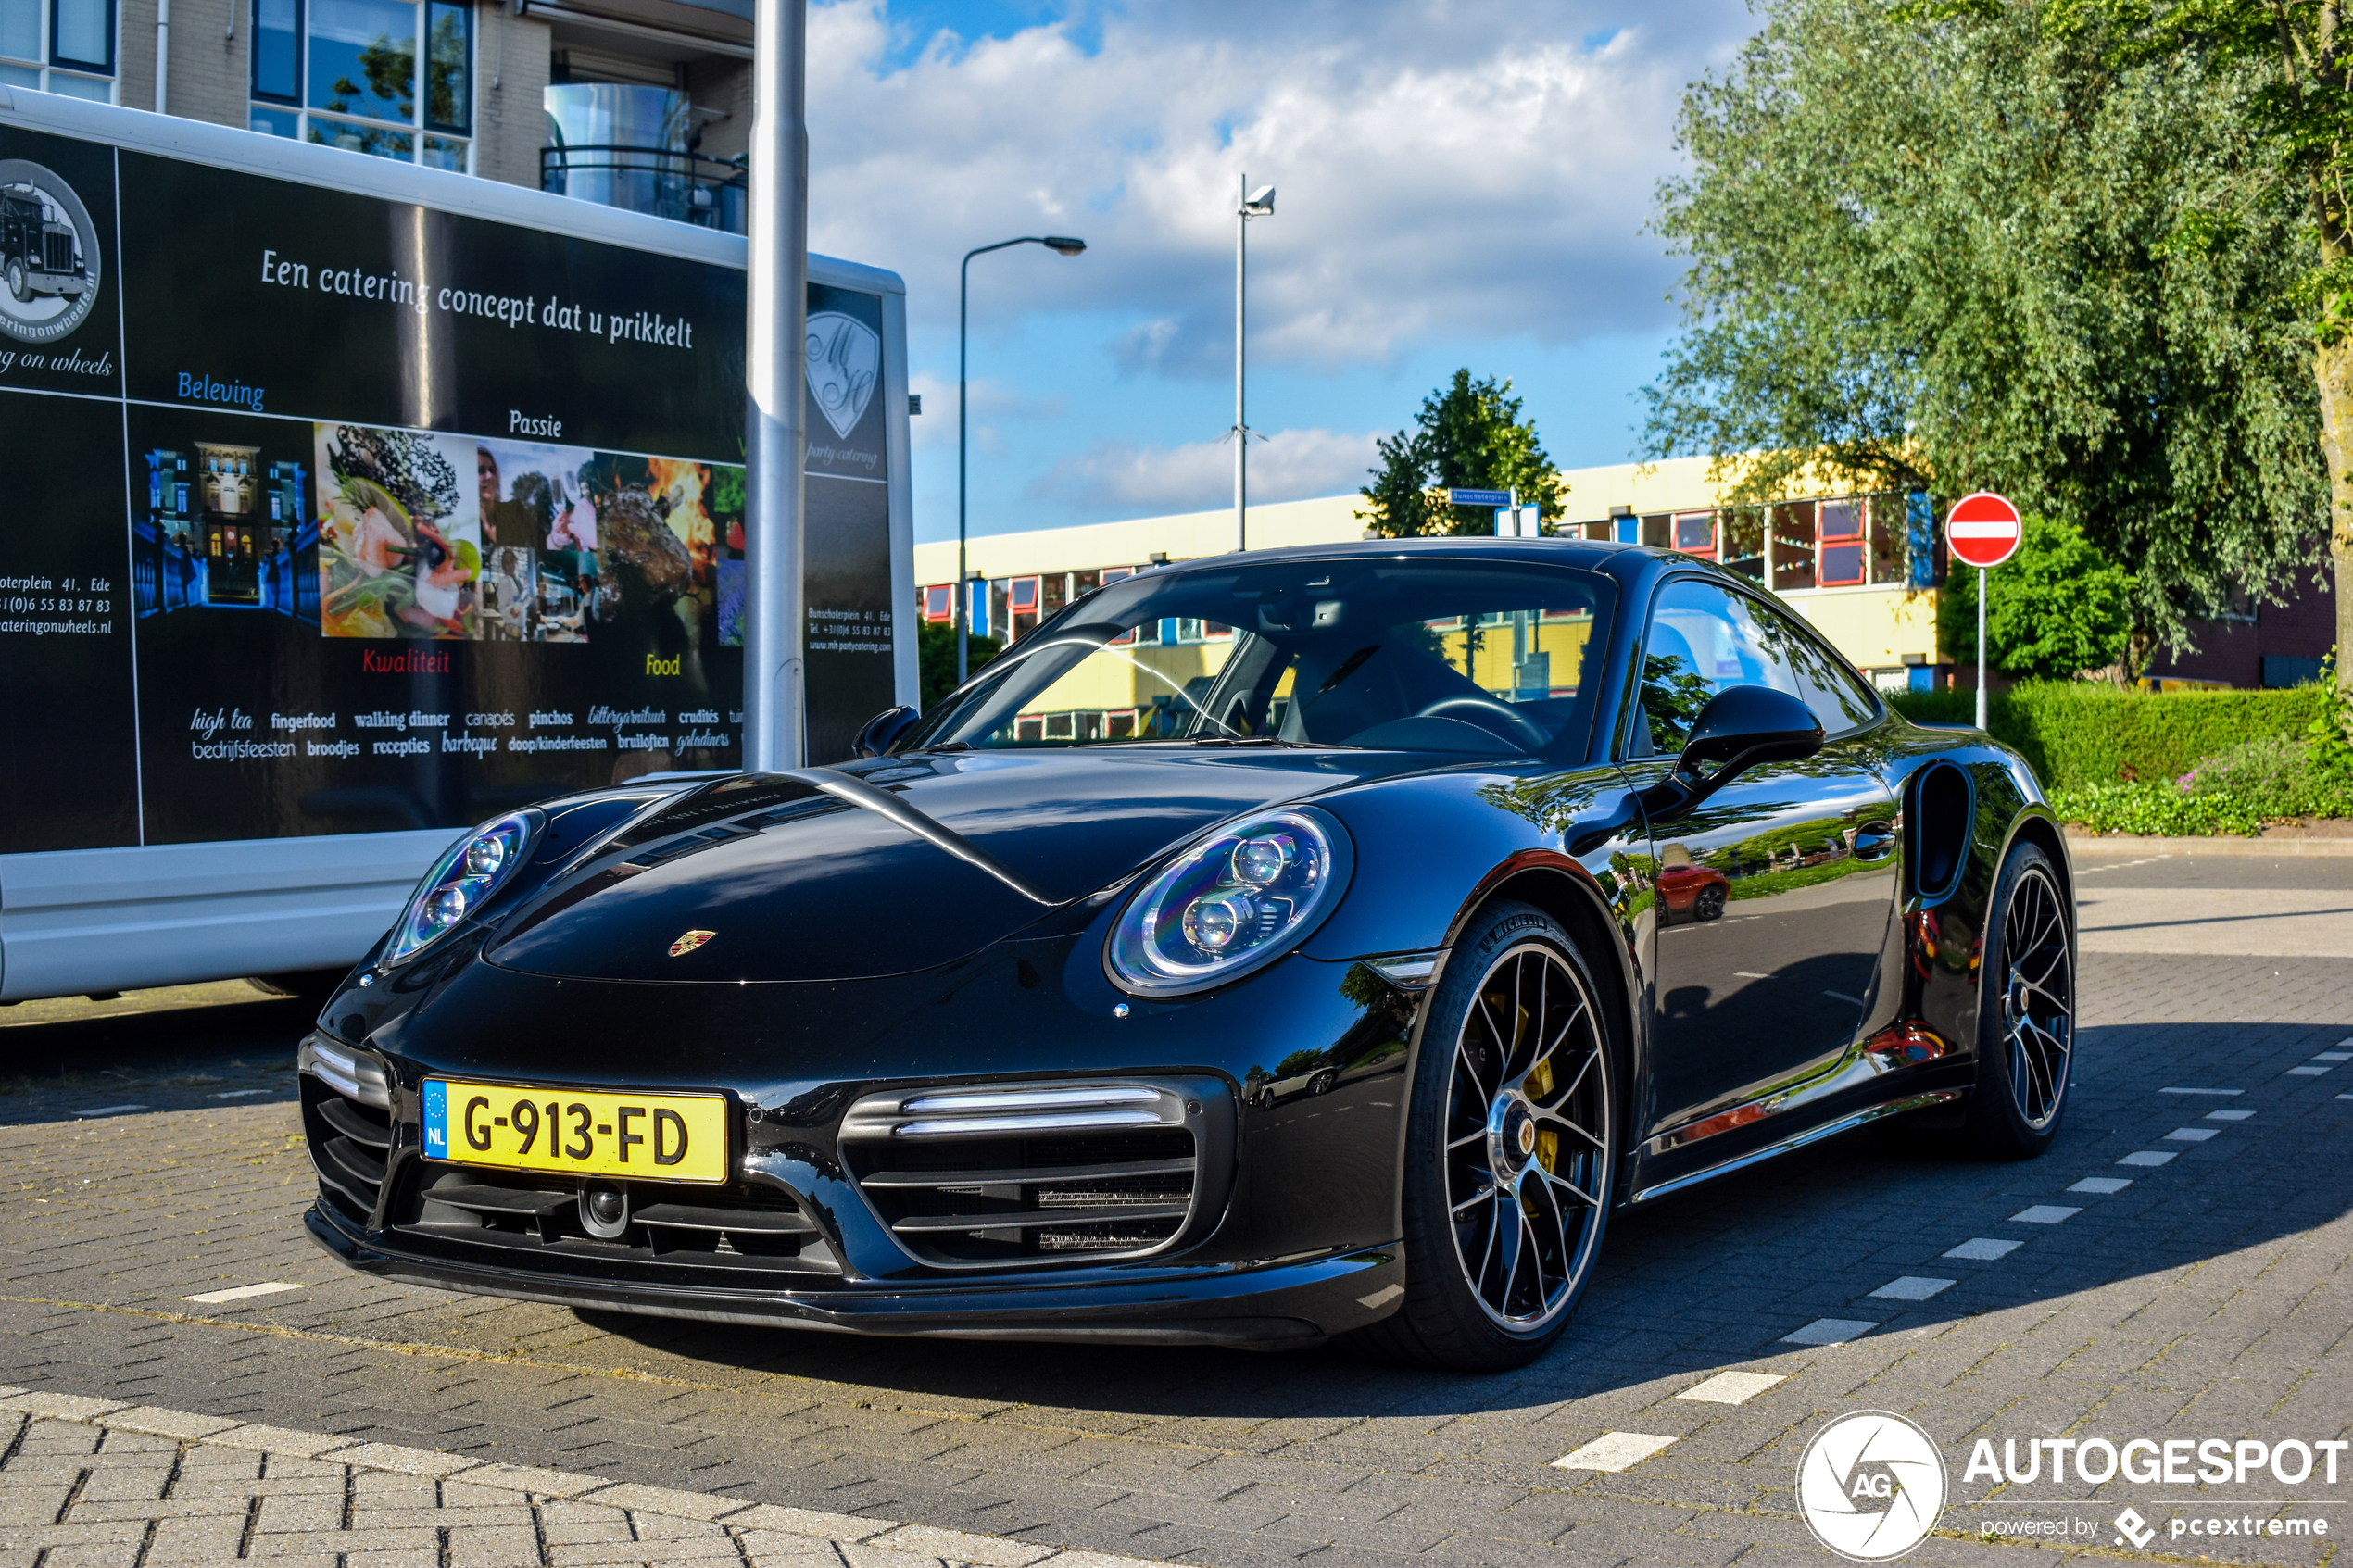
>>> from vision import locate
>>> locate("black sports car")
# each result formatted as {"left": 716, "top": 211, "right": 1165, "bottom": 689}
{"left": 300, "top": 538, "right": 2076, "bottom": 1371}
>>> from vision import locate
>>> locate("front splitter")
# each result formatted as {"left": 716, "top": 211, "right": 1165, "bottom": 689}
{"left": 305, "top": 1205, "right": 1403, "bottom": 1348}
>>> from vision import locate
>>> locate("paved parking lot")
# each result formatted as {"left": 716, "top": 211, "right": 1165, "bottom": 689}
{"left": 1, "top": 841, "right": 2347, "bottom": 1567}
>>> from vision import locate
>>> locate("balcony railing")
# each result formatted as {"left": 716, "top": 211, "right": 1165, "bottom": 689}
{"left": 540, "top": 144, "right": 747, "bottom": 234}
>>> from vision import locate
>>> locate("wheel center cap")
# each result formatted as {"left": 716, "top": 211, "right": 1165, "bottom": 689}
{"left": 1491, "top": 1098, "right": 1537, "bottom": 1173}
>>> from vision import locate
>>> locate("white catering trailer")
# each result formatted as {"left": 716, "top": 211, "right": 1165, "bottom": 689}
{"left": 0, "top": 90, "right": 915, "bottom": 1003}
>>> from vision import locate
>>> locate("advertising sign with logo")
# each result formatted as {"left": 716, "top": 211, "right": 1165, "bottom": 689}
{"left": 0, "top": 118, "right": 908, "bottom": 857}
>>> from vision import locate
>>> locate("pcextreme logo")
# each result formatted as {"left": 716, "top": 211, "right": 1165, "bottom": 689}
{"left": 1797, "top": 1411, "right": 1949, "bottom": 1561}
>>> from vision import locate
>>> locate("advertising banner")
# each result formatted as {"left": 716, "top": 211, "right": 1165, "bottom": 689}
{"left": 0, "top": 121, "right": 900, "bottom": 856}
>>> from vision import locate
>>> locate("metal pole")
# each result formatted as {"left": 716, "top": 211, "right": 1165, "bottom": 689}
{"left": 154, "top": 0, "right": 169, "bottom": 113}
{"left": 1975, "top": 566, "right": 1988, "bottom": 729}
{"left": 743, "top": 0, "right": 808, "bottom": 771}
{"left": 958, "top": 252, "right": 970, "bottom": 687}
{"left": 1234, "top": 171, "right": 1246, "bottom": 554}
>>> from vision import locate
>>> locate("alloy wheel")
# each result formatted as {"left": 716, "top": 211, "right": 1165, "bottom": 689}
{"left": 2000, "top": 864, "right": 2073, "bottom": 1127}
{"left": 1442, "top": 941, "right": 1611, "bottom": 1329}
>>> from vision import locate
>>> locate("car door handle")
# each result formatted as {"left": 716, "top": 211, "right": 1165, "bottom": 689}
{"left": 1853, "top": 826, "right": 1897, "bottom": 861}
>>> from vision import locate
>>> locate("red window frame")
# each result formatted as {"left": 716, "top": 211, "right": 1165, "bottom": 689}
{"left": 922, "top": 584, "right": 952, "bottom": 623}
{"left": 1672, "top": 510, "right": 1717, "bottom": 558}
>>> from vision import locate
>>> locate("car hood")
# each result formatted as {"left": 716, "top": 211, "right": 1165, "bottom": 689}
{"left": 484, "top": 748, "right": 1425, "bottom": 984}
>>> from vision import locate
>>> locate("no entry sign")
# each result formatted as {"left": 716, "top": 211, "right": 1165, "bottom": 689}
{"left": 1946, "top": 491, "right": 2022, "bottom": 569}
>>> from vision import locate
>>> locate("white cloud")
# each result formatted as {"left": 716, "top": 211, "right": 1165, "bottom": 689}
{"left": 807, "top": 0, "right": 1749, "bottom": 378}
{"left": 1028, "top": 427, "right": 1381, "bottom": 513}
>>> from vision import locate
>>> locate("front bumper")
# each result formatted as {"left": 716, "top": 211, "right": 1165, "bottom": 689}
{"left": 304, "top": 1198, "right": 1403, "bottom": 1347}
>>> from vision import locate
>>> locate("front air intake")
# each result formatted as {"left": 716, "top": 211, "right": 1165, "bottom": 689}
{"left": 837, "top": 1077, "right": 1232, "bottom": 1268}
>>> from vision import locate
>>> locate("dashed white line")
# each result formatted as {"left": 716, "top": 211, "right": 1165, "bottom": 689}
{"left": 2206, "top": 1110, "right": 2254, "bottom": 1122}
{"left": 1943, "top": 1238, "right": 2021, "bottom": 1261}
{"left": 1870, "top": 1276, "right": 1957, "bottom": 1300}
{"left": 2286, "top": 1066, "right": 2333, "bottom": 1076}
{"left": 2070, "top": 1176, "right": 2133, "bottom": 1194}
{"left": 2011, "top": 1205, "right": 2081, "bottom": 1223}
{"left": 183, "top": 1283, "right": 306, "bottom": 1305}
{"left": 1782, "top": 1318, "right": 1879, "bottom": 1346}
{"left": 2119, "top": 1151, "right": 2177, "bottom": 1167}
{"left": 2160, "top": 1087, "right": 2242, "bottom": 1097}
{"left": 71, "top": 1105, "right": 146, "bottom": 1118}
{"left": 1553, "top": 1432, "right": 1678, "bottom": 1472}
{"left": 2164, "top": 1127, "right": 2219, "bottom": 1142}
{"left": 210, "top": 1089, "right": 271, "bottom": 1100}
{"left": 2313, "top": 1051, "right": 2351, "bottom": 1063}
{"left": 1678, "top": 1371, "right": 1786, "bottom": 1405}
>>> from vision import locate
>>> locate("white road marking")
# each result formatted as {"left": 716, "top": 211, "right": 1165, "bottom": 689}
{"left": 2313, "top": 1052, "right": 2351, "bottom": 1062}
{"left": 1734, "top": 972, "right": 1770, "bottom": 979}
{"left": 1943, "top": 1238, "right": 2020, "bottom": 1261}
{"left": 1356, "top": 1285, "right": 1403, "bottom": 1311}
{"left": 2070, "top": 1177, "right": 2133, "bottom": 1194}
{"left": 2011, "top": 1205, "right": 2081, "bottom": 1223}
{"left": 2206, "top": 1110, "right": 2254, "bottom": 1121}
{"left": 210, "top": 1089, "right": 271, "bottom": 1099}
{"left": 2160, "top": 1087, "right": 2242, "bottom": 1097}
{"left": 71, "top": 1105, "right": 146, "bottom": 1118}
{"left": 2285, "top": 1066, "right": 2333, "bottom": 1076}
{"left": 1781, "top": 1318, "right": 1879, "bottom": 1346}
{"left": 2164, "top": 1127, "right": 2219, "bottom": 1142}
{"left": 1823, "top": 990, "right": 1863, "bottom": 1005}
{"left": 1869, "top": 1276, "right": 1957, "bottom": 1300}
{"left": 183, "top": 1283, "right": 306, "bottom": 1305}
{"left": 2073, "top": 856, "right": 2170, "bottom": 873}
{"left": 1553, "top": 1432, "right": 1678, "bottom": 1472}
{"left": 1678, "top": 1371, "right": 1786, "bottom": 1405}
{"left": 2119, "top": 1151, "right": 2177, "bottom": 1167}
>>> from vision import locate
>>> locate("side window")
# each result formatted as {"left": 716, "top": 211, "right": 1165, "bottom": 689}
{"left": 1629, "top": 578, "right": 1873, "bottom": 757}
{"left": 1754, "top": 600, "right": 1880, "bottom": 736}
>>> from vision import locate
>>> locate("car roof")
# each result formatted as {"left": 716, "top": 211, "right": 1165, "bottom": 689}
{"left": 1141, "top": 534, "right": 1662, "bottom": 579}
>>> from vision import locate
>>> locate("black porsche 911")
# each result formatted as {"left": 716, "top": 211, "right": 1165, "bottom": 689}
{"left": 300, "top": 538, "right": 2076, "bottom": 1371}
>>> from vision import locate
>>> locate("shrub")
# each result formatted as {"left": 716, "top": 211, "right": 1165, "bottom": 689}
{"left": 2046, "top": 782, "right": 2270, "bottom": 836}
{"left": 1888, "top": 681, "right": 2332, "bottom": 789}
{"left": 917, "top": 620, "right": 1003, "bottom": 711}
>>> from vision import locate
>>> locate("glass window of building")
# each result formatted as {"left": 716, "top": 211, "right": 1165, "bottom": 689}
{"left": 249, "top": 0, "right": 472, "bottom": 170}
{"left": 0, "top": 0, "right": 116, "bottom": 100}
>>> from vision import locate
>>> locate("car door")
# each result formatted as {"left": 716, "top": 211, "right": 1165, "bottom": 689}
{"left": 1629, "top": 577, "right": 1899, "bottom": 1140}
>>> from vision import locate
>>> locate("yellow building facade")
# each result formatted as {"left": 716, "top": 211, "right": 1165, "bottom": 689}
{"left": 914, "top": 457, "right": 1950, "bottom": 732}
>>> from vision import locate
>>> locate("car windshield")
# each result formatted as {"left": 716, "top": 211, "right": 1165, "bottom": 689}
{"left": 904, "top": 557, "right": 1615, "bottom": 758}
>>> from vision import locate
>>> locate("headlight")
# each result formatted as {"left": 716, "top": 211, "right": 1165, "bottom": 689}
{"left": 384, "top": 810, "right": 537, "bottom": 965}
{"left": 1107, "top": 807, "right": 1352, "bottom": 997}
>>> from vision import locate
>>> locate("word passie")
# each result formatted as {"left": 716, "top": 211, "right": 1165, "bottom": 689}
{"left": 1966, "top": 1437, "right": 2348, "bottom": 1485}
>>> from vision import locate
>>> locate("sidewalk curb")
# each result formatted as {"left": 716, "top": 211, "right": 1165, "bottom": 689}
{"left": 0, "top": 1386, "right": 1171, "bottom": 1568}
{"left": 2064, "top": 831, "right": 2353, "bottom": 856}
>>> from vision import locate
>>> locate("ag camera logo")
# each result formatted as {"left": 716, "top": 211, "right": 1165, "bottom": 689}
{"left": 1798, "top": 1411, "right": 1949, "bottom": 1560}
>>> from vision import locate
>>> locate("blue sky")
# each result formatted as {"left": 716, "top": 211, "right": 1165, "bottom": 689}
{"left": 800, "top": 0, "right": 1759, "bottom": 544}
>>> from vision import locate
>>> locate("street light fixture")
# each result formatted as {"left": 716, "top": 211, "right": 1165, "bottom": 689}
{"left": 959, "top": 234, "right": 1088, "bottom": 684}
{"left": 1234, "top": 177, "right": 1274, "bottom": 553}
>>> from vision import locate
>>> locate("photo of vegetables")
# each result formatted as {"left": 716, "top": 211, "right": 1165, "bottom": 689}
{"left": 315, "top": 424, "right": 484, "bottom": 640}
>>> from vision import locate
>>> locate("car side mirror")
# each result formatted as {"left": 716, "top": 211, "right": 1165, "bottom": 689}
{"left": 851, "top": 705, "right": 920, "bottom": 758}
{"left": 1647, "top": 685, "right": 1824, "bottom": 815}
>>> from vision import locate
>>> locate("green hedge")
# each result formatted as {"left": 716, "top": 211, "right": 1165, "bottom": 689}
{"left": 1887, "top": 682, "right": 2333, "bottom": 789}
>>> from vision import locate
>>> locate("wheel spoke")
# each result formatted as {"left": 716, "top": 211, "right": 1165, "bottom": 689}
{"left": 1541, "top": 1164, "right": 1600, "bottom": 1210}
{"left": 1538, "top": 1104, "right": 1607, "bottom": 1151}
{"left": 1451, "top": 1183, "right": 1495, "bottom": 1218}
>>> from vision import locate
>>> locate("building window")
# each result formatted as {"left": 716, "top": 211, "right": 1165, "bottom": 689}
{"left": 249, "top": 0, "right": 471, "bottom": 170}
{"left": 0, "top": 0, "right": 116, "bottom": 100}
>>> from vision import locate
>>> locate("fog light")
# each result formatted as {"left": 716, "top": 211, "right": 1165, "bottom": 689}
{"left": 579, "top": 1181, "right": 630, "bottom": 1239}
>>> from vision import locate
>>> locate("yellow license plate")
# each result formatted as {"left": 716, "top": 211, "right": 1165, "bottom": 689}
{"left": 422, "top": 1080, "right": 729, "bottom": 1185}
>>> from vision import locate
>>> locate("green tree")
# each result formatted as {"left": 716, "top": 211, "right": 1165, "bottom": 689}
{"left": 1359, "top": 370, "right": 1567, "bottom": 537}
{"left": 918, "top": 620, "right": 1001, "bottom": 711}
{"left": 1937, "top": 515, "right": 2137, "bottom": 680}
{"left": 2042, "top": 0, "right": 2353, "bottom": 696}
{"left": 1644, "top": 0, "right": 2325, "bottom": 677}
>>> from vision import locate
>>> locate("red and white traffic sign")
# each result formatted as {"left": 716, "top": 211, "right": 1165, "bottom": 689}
{"left": 1946, "top": 491, "right": 2021, "bottom": 569}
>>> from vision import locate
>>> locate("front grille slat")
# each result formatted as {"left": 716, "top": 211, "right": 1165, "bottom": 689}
{"left": 317, "top": 1096, "right": 392, "bottom": 1149}
{"left": 839, "top": 1080, "right": 1212, "bottom": 1269}
{"left": 394, "top": 1170, "right": 840, "bottom": 1275}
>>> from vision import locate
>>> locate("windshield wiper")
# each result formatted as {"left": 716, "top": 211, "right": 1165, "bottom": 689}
{"left": 1188, "top": 735, "right": 1293, "bottom": 747}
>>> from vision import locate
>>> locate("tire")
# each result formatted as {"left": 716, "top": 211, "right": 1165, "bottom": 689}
{"left": 1695, "top": 884, "right": 1726, "bottom": 922}
{"left": 1961, "top": 841, "right": 2075, "bottom": 1158}
{"left": 6, "top": 259, "right": 26, "bottom": 303}
{"left": 1347, "top": 900, "right": 1617, "bottom": 1372}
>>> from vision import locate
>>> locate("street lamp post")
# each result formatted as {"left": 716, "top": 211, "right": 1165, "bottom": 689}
{"left": 958, "top": 234, "right": 1087, "bottom": 685}
{"left": 1234, "top": 176, "right": 1274, "bottom": 553}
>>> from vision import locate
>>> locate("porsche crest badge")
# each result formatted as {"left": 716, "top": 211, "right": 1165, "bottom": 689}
{"left": 669, "top": 929, "right": 716, "bottom": 957}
